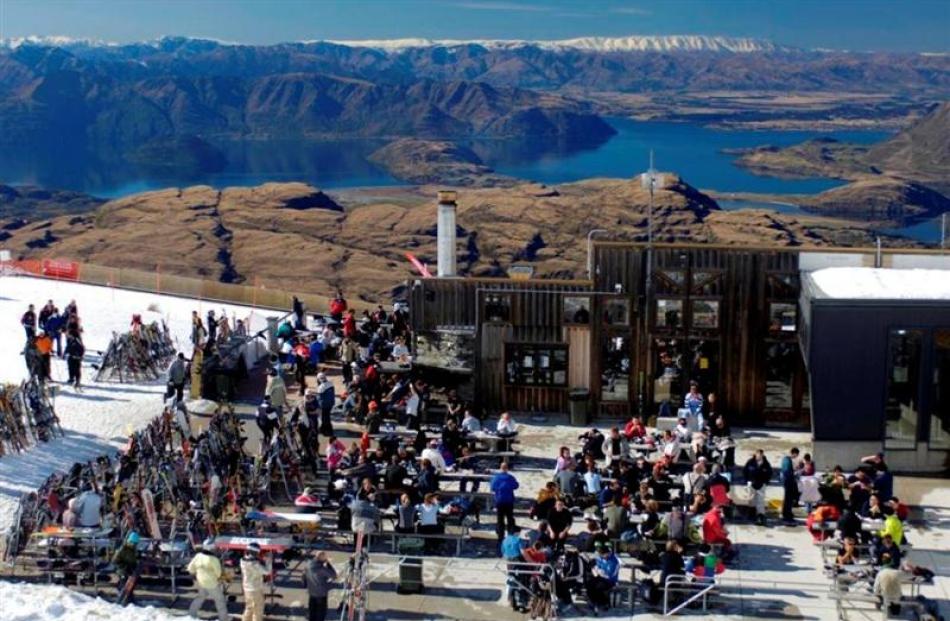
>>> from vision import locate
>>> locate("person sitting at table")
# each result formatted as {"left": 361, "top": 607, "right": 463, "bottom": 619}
{"left": 887, "top": 496, "right": 910, "bottom": 521}
{"left": 555, "top": 462, "right": 583, "bottom": 499}
{"left": 599, "top": 478, "right": 625, "bottom": 509}
{"left": 639, "top": 500, "right": 661, "bottom": 539}
{"left": 530, "top": 481, "right": 560, "bottom": 521}
{"left": 836, "top": 536, "right": 861, "bottom": 568}
{"left": 547, "top": 498, "right": 573, "bottom": 550}
{"left": 583, "top": 465, "right": 603, "bottom": 498}
{"left": 848, "top": 471, "right": 873, "bottom": 513}
{"left": 496, "top": 411, "right": 517, "bottom": 436}
{"left": 416, "top": 493, "right": 446, "bottom": 551}
{"left": 837, "top": 507, "right": 864, "bottom": 542}
{"left": 689, "top": 490, "right": 712, "bottom": 516}
{"left": 356, "top": 477, "right": 377, "bottom": 501}
{"left": 441, "top": 418, "right": 464, "bottom": 461}
{"left": 522, "top": 539, "right": 549, "bottom": 565}
{"left": 579, "top": 428, "right": 606, "bottom": 461}
{"left": 603, "top": 492, "right": 629, "bottom": 538}
{"left": 861, "top": 493, "right": 884, "bottom": 520}
{"left": 874, "top": 533, "right": 902, "bottom": 569}
{"left": 460, "top": 409, "right": 481, "bottom": 434}
{"left": 623, "top": 416, "right": 647, "bottom": 441}
{"left": 878, "top": 505, "right": 904, "bottom": 545}
{"left": 586, "top": 543, "right": 620, "bottom": 613}
{"left": 456, "top": 446, "right": 483, "bottom": 494}
{"left": 674, "top": 417, "right": 691, "bottom": 443}
{"left": 496, "top": 411, "right": 518, "bottom": 451}
{"left": 632, "top": 480, "right": 654, "bottom": 513}
{"left": 660, "top": 429, "right": 679, "bottom": 460}
{"left": 528, "top": 520, "right": 555, "bottom": 552}
{"left": 683, "top": 462, "right": 708, "bottom": 507}
{"left": 554, "top": 446, "right": 575, "bottom": 476}
{"left": 578, "top": 518, "right": 610, "bottom": 552}
{"left": 421, "top": 440, "right": 447, "bottom": 474}
{"left": 707, "top": 464, "right": 731, "bottom": 507}
{"left": 806, "top": 501, "right": 841, "bottom": 542}
{"left": 650, "top": 463, "right": 673, "bottom": 503}
{"left": 415, "top": 458, "right": 439, "bottom": 499}
{"left": 384, "top": 453, "right": 408, "bottom": 490}
{"left": 684, "top": 381, "right": 705, "bottom": 429}
{"left": 601, "top": 427, "right": 629, "bottom": 475}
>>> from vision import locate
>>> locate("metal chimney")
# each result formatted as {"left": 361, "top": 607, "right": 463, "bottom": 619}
{"left": 437, "top": 190, "right": 458, "bottom": 277}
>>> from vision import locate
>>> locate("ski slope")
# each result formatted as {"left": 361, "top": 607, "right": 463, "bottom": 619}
{"left": 1, "top": 579, "right": 183, "bottom": 620}
{"left": 0, "top": 275, "right": 266, "bottom": 534}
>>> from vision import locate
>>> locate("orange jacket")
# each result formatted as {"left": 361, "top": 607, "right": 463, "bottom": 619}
{"left": 36, "top": 335, "right": 53, "bottom": 355}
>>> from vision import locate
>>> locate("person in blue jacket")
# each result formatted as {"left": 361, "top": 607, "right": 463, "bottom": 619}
{"left": 491, "top": 461, "right": 520, "bottom": 549}
{"left": 780, "top": 447, "right": 800, "bottom": 524}
{"left": 586, "top": 542, "right": 620, "bottom": 612}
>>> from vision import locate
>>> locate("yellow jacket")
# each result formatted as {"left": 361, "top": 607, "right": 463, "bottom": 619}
{"left": 879, "top": 514, "right": 903, "bottom": 544}
{"left": 187, "top": 552, "right": 223, "bottom": 590}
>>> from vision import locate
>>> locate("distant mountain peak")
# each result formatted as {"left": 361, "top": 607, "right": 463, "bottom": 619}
{"left": 324, "top": 35, "right": 790, "bottom": 54}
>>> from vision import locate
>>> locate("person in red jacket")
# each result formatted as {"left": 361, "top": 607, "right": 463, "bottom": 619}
{"left": 623, "top": 416, "right": 647, "bottom": 440}
{"left": 342, "top": 309, "right": 357, "bottom": 339}
{"left": 329, "top": 291, "right": 347, "bottom": 322}
{"left": 702, "top": 506, "right": 734, "bottom": 558}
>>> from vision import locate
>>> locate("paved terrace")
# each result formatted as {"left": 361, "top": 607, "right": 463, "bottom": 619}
{"left": 4, "top": 395, "right": 948, "bottom": 620}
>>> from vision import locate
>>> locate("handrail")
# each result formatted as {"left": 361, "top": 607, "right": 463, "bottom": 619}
{"left": 663, "top": 574, "right": 717, "bottom": 616}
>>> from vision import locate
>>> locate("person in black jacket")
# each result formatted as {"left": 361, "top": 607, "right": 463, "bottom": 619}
{"left": 743, "top": 450, "right": 773, "bottom": 525}
{"left": 658, "top": 540, "right": 684, "bottom": 590}
{"left": 65, "top": 335, "right": 85, "bottom": 389}
{"left": 303, "top": 551, "right": 336, "bottom": 621}
{"left": 21, "top": 304, "right": 36, "bottom": 342}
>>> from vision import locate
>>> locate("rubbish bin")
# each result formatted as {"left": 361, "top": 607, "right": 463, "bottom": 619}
{"left": 568, "top": 389, "right": 590, "bottom": 426}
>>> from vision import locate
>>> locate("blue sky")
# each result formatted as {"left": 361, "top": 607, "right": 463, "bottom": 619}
{"left": 1, "top": 0, "right": 947, "bottom": 52}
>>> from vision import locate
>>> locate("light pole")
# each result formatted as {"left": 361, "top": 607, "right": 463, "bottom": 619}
{"left": 641, "top": 150, "right": 664, "bottom": 296}
{"left": 587, "top": 228, "right": 608, "bottom": 280}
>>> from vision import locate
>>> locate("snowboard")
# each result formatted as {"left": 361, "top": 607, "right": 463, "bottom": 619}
{"left": 141, "top": 489, "right": 162, "bottom": 541}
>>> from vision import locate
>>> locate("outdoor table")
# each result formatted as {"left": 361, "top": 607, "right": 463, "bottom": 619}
{"left": 861, "top": 518, "right": 884, "bottom": 532}
{"left": 379, "top": 361, "right": 412, "bottom": 374}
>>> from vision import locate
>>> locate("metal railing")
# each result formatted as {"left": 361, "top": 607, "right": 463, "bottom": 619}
{"left": 663, "top": 574, "right": 717, "bottom": 616}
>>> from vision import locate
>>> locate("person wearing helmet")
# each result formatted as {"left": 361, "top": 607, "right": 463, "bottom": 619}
{"left": 187, "top": 538, "right": 229, "bottom": 621}
{"left": 112, "top": 531, "right": 140, "bottom": 602}
{"left": 240, "top": 542, "right": 267, "bottom": 621}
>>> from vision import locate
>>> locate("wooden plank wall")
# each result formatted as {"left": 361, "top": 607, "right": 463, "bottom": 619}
{"left": 565, "top": 326, "right": 592, "bottom": 390}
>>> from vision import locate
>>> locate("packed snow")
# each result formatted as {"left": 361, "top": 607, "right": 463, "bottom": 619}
{"left": 326, "top": 34, "right": 782, "bottom": 53}
{"left": 807, "top": 267, "right": 950, "bottom": 301}
{"left": 0, "top": 275, "right": 266, "bottom": 534}
{"left": 0, "top": 580, "right": 183, "bottom": 620}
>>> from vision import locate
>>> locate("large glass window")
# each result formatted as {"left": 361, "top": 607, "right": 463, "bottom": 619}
{"left": 769, "top": 303, "right": 797, "bottom": 334}
{"left": 931, "top": 329, "right": 950, "bottom": 448}
{"left": 885, "top": 329, "right": 923, "bottom": 449}
{"left": 484, "top": 294, "right": 511, "bottom": 322}
{"left": 653, "top": 338, "right": 685, "bottom": 407}
{"left": 505, "top": 343, "right": 568, "bottom": 387}
{"left": 691, "top": 300, "right": 720, "bottom": 329}
{"left": 656, "top": 299, "right": 682, "bottom": 329}
{"left": 603, "top": 299, "right": 629, "bottom": 325}
{"left": 689, "top": 339, "right": 719, "bottom": 396}
{"left": 765, "top": 341, "right": 797, "bottom": 410}
{"left": 601, "top": 335, "right": 630, "bottom": 402}
{"left": 563, "top": 296, "right": 590, "bottom": 325}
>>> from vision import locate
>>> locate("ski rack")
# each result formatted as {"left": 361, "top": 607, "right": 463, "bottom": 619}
{"left": 94, "top": 320, "right": 176, "bottom": 383}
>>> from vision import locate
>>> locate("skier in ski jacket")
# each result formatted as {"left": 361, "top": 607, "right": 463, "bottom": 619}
{"left": 21, "top": 304, "right": 36, "bottom": 341}
{"left": 187, "top": 540, "right": 229, "bottom": 621}
{"left": 240, "top": 543, "right": 267, "bottom": 621}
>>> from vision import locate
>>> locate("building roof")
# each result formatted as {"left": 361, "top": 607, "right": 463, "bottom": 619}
{"left": 805, "top": 267, "right": 950, "bottom": 301}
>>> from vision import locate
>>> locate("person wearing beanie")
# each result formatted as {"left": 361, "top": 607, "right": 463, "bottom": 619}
{"left": 240, "top": 542, "right": 267, "bottom": 621}
{"left": 187, "top": 538, "right": 229, "bottom": 621}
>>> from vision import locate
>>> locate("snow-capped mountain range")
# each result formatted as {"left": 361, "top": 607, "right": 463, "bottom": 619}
{"left": 2, "top": 34, "right": 787, "bottom": 53}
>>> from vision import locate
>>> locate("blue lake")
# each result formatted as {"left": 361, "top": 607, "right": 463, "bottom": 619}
{"left": 476, "top": 117, "right": 890, "bottom": 194}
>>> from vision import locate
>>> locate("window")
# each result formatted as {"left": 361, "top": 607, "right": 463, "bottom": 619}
{"left": 691, "top": 300, "right": 719, "bottom": 329}
{"left": 484, "top": 294, "right": 511, "bottom": 322}
{"left": 505, "top": 344, "right": 568, "bottom": 387}
{"left": 765, "top": 341, "right": 797, "bottom": 409}
{"left": 885, "top": 329, "right": 922, "bottom": 449}
{"left": 931, "top": 329, "right": 950, "bottom": 448}
{"left": 689, "top": 339, "right": 719, "bottom": 396}
{"left": 769, "top": 303, "right": 797, "bottom": 334}
{"left": 691, "top": 271, "right": 722, "bottom": 296}
{"left": 601, "top": 335, "right": 630, "bottom": 401}
{"left": 563, "top": 296, "right": 591, "bottom": 325}
{"left": 603, "top": 298, "right": 629, "bottom": 325}
{"left": 653, "top": 338, "right": 684, "bottom": 406}
{"left": 655, "top": 270, "right": 686, "bottom": 294}
{"left": 655, "top": 299, "right": 682, "bottom": 328}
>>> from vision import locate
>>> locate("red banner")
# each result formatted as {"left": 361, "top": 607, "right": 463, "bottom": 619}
{"left": 41, "top": 259, "right": 80, "bottom": 280}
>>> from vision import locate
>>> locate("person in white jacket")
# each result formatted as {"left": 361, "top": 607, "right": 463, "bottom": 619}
{"left": 420, "top": 440, "right": 447, "bottom": 474}
{"left": 187, "top": 539, "right": 229, "bottom": 621}
{"left": 240, "top": 543, "right": 268, "bottom": 621}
